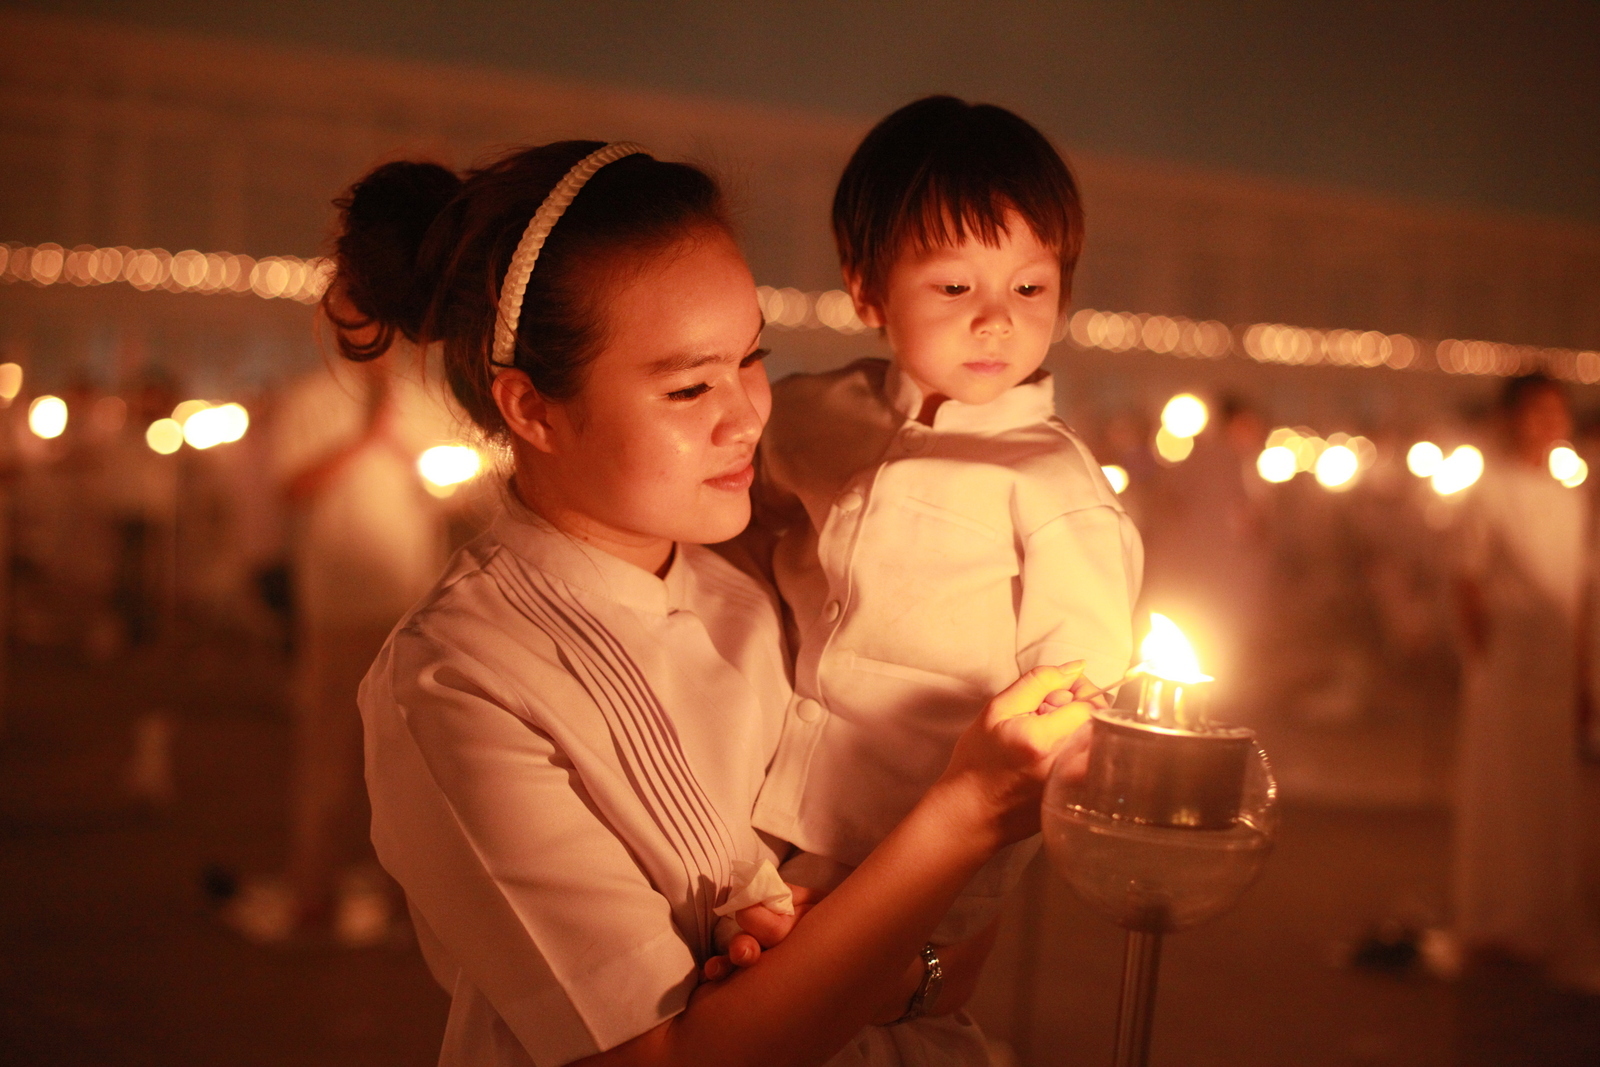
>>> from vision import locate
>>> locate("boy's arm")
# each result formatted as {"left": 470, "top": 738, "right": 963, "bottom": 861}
{"left": 1015, "top": 503, "right": 1144, "bottom": 689}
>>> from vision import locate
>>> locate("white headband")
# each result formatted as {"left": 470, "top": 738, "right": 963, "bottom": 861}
{"left": 490, "top": 141, "right": 648, "bottom": 368}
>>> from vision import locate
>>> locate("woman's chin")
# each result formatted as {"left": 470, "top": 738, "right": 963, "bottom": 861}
{"left": 682, "top": 495, "right": 753, "bottom": 546}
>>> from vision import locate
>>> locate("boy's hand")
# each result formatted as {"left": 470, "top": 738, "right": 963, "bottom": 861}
{"left": 700, "top": 884, "right": 825, "bottom": 981}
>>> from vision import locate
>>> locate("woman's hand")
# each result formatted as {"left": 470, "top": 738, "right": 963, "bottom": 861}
{"left": 935, "top": 663, "right": 1098, "bottom": 852}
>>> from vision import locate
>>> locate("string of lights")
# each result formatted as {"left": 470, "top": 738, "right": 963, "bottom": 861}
{"left": 0, "top": 241, "right": 329, "bottom": 303}
{"left": 754, "top": 286, "right": 1600, "bottom": 385}
{"left": 2, "top": 242, "right": 1593, "bottom": 383}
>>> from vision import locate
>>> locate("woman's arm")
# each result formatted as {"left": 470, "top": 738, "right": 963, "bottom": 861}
{"left": 578, "top": 665, "right": 1093, "bottom": 1067}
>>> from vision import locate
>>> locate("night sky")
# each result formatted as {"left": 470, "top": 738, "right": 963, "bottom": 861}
{"left": 4, "top": 0, "right": 1598, "bottom": 226}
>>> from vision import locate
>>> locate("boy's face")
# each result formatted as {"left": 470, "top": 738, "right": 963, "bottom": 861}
{"left": 853, "top": 211, "right": 1061, "bottom": 408}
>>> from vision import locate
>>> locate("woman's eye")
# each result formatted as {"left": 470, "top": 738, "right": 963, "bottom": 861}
{"left": 666, "top": 383, "right": 712, "bottom": 401}
{"left": 741, "top": 347, "right": 770, "bottom": 369}
{"left": 940, "top": 284, "right": 970, "bottom": 296}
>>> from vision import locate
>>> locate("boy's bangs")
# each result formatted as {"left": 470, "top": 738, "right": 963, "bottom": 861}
{"left": 897, "top": 178, "right": 1067, "bottom": 258}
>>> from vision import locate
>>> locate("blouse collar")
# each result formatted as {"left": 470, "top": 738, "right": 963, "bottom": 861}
{"left": 490, "top": 491, "right": 688, "bottom": 617}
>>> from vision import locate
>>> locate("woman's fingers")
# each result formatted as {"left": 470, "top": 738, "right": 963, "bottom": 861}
{"left": 987, "top": 663, "right": 1085, "bottom": 723}
{"left": 702, "top": 955, "right": 732, "bottom": 981}
{"left": 1004, "top": 699, "right": 1096, "bottom": 756}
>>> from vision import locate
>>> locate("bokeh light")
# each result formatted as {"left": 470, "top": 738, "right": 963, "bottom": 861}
{"left": 1549, "top": 445, "right": 1581, "bottom": 482}
{"left": 1256, "top": 445, "right": 1298, "bottom": 483}
{"left": 145, "top": 418, "right": 183, "bottom": 455}
{"left": 183, "top": 403, "right": 250, "bottom": 449}
{"left": 1314, "top": 444, "right": 1359, "bottom": 490}
{"left": 418, "top": 444, "right": 483, "bottom": 497}
{"left": 172, "top": 398, "right": 210, "bottom": 425}
{"left": 1100, "top": 464, "right": 1129, "bottom": 494}
{"left": 28, "top": 395, "right": 67, "bottom": 439}
{"left": 1549, "top": 445, "right": 1587, "bottom": 488}
{"left": 1407, "top": 441, "right": 1444, "bottom": 478}
{"left": 1154, "top": 427, "right": 1195, "bottom": 464}
{"left": 0, "top": 361, "right": 22, "bottom": 402}
{"left": 1431, "top": 445, "right": 1484, "bottom": 495}
{"left": 1160, "top": 393, "right": 1209, "bottom": 438}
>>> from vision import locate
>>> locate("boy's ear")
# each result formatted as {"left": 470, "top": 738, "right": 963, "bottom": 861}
{"left": 492, "top": 370, "right": 561, "bottom": 454}
{"left": 842, "top": 270, "right": 885, "bottom": 330}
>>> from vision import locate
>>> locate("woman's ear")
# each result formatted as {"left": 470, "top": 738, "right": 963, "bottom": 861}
{"left": 492, "top": 370, "right": 560, "bottom": 454}
{"left": 842, "top": 270, "right": 885, "bottom": 330}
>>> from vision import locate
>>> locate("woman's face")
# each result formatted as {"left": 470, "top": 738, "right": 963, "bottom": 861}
{"left": 507, "top": 227, "right": 770, "bottom": 571}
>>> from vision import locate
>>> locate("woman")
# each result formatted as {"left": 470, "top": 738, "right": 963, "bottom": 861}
{"left": 326, "top": 141, "right": 1095, "bottom": 1066}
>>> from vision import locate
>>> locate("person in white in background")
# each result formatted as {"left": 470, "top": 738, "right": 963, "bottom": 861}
{"left": 328, "top": 141, "right": 1099, "bottom": 1067}
{"left": 235, "top": 349, "right": 455, "bottom": 943}
{"left": 1453, "top": 373, "right": 1599, "bottom": 989}
{"left": 746, "top": 98, "right": 1141, "bottom": 1029}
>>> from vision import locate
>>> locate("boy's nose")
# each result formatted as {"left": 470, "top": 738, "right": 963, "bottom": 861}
{"left": 973, "top": 304, "right": 1013, "bottom": 336}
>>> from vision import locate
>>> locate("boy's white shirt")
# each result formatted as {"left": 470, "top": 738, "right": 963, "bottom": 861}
{"left": 749, "top": 357, "right": 1142, "bottom": 941}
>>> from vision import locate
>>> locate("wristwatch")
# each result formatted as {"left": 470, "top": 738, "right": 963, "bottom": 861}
{"left": 890, "top": 943, "right": 944, "bottom": 1025}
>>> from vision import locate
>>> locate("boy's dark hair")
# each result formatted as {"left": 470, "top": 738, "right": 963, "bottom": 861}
{"left": 832, "top": 95, "right": 1084, "bottom": 310}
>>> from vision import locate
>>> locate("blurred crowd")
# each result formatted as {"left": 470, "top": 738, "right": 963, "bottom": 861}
{"left": 4, "top": 355, "right": 1598, "bottom": 975}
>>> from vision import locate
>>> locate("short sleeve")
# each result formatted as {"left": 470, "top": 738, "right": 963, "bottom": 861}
{"left": 1014, "top": 504, "right": 1143, "bottom": 689}
{"left": 362, "top": 633, "right": 698, "bottom": 1066}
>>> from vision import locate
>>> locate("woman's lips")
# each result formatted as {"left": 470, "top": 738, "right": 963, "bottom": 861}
{"left": 963, "top": 360, "right": 1009, "bottom": 375}
{"left": 704, "top": 462, "right": 755, "bottom": 492}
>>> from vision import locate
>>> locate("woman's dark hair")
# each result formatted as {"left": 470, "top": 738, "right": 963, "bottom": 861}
{"left": 832, "top": 96, "right": 1084, "bottom": 311}
{"left": 324, "top": 141, "right": 729, "bottom": 438}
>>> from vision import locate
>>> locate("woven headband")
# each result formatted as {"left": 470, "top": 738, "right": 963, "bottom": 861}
{"left": 490, "top": 142, "right": 647, "bottom": 368}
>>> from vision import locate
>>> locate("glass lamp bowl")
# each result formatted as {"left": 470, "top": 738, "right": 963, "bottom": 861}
{"left": 1043, "top": 710, "right": 1278, "bottom": 933}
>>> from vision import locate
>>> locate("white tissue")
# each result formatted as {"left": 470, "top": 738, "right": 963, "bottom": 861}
{"left": 712, "top": 859, "right": 794, "bottom": 951}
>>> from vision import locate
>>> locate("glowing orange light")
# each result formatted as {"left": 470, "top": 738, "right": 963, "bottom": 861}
{"left": 1138, "top": 613, "right": 1212, "bottom": 685}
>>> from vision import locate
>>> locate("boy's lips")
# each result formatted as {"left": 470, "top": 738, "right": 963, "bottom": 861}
{"left": 963, "top": 360, "right": 1010, "bottom": 375}
{"left": 704, "top": 462, "right": 755, "bottom": 492}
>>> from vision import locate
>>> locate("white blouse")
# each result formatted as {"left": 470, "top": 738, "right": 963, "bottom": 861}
{"left": 360, "top": 504, "right": 789, "bottom": 1065}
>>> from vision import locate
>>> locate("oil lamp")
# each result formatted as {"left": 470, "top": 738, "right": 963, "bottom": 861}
{"left": 1042, "top": 614, "right": 1277, "bottom": 1067}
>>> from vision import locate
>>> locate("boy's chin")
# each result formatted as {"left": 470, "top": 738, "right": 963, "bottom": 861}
{"left": 946, "top": 377, "right": 1027, "bottom": 406}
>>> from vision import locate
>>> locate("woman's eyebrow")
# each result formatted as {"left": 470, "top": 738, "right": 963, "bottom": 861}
{"left": 647, "top": 352, "right": 727, "bottom": 376}
{"left": 646, "top": 327, "right": 764, "bottom": 376}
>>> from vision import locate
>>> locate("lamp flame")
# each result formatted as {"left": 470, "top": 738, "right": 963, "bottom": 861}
{"left": 1137, "top": 613, "right": 1213, "bottom": 685}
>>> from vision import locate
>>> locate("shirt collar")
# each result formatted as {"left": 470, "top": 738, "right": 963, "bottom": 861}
{"left": 490, "top": 490, "right": 687, "bottom": 617}
{"left": 883, "top": 359, "right": 1057, "bottom": 433}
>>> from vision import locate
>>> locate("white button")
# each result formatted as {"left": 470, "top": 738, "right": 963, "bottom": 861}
{"left": 796, "top": 698, "right": 825, "bottom": 723}
{"left": 837, "top": 491, "right": 864, "bottom": 513}
{"left": 822, "top": 600, "right": 842, "bottom": 622}
{"left": 901, "top": 426, "right": 930, "bottom": 453}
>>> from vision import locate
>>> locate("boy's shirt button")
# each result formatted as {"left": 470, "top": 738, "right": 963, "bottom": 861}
{"left": 836, "top": 491, "right": 864, "bottom": 513}
{"left": 822, "top": 600, "right": 842, "bottom": 622}
{"left": 796, "top": 698, "right": 825, "bottom": 723}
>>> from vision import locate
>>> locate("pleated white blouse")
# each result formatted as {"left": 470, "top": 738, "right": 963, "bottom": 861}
{"left": 360, "top": 503, "right": 790, "bottom": 1065}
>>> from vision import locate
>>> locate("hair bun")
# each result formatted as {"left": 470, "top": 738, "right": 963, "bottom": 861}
{"left": 330, "top": 161, "right": 462, "bottom": 349}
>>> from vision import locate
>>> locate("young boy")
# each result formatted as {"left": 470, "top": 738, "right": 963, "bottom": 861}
{"left": 750, "top": 96, "right": 1143, "bottom": 956}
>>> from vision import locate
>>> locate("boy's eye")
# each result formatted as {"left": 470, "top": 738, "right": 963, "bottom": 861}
{"left": 939, "top": 284, "right": 970, "bottom": 296}
{"left": 1017, "top": 284, "right": 1046, "bottom": 297}
{"left": 666, "top": 382, "right": 711, "bottom": 401}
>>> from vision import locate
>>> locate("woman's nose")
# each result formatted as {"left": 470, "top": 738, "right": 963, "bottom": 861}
{"left": 714, "top": 376, "right": 767, "bottom": 447}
